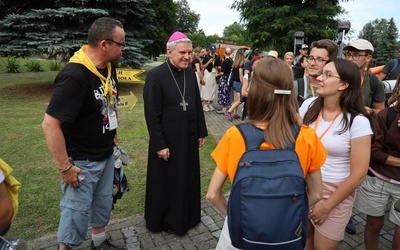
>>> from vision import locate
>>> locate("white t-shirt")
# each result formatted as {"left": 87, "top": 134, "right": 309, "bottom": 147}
{"left": 299, "top": 97, "right": 373, "bottom": 182}
{"left": 0, "top": 169, "right": 4, "bottom": 184}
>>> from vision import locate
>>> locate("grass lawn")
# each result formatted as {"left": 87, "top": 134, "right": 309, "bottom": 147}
{"left": 0, "top": 57, "right": 64, "bottom": 74}
{"left": 0, "top": 66, "right": 219, "bottom": 240}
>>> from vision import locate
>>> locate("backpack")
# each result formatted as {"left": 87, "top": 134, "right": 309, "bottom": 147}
{"left": 369, "top": 73, "right": 394, "bottom": 108}
{"left": 227, "top": 123, "right": 308, "bottom": 249}
{"left": 296, "top": 77, "right": 307, "bottom": 107}
{"left": 386, "top": 107, "right": 397, "bottom": 129}
{"left": 385, "top": 58, "right": 399, "bottom": 80}
{"left": 112, "top": 146, "right": 130, "bottom": 208}
{"left": 227, "top": 68, "right": 234, "bottom": 87}
{"left": 369, "top": 73, "right": 378, "bottom": 107}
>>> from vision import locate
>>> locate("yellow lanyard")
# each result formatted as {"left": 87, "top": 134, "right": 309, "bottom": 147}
{"left": 310, "top": 82, "right": 315, "bottom": 97}
{"left": 313, "top": 110, "right": 342, "bottom": 139}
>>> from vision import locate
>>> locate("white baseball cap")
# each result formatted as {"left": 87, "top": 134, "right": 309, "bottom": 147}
{"left": 343, "top": 39, "right": 374, "bottom": 52}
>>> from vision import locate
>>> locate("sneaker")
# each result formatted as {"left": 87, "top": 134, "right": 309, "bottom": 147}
{"left": 225, "top": 111, "right": 233, "bottom": 121}
{"left": 203, "top": 104, "right": 210, "bottom": 112}
{"left": 208, "top": 104, "right": 215, "bottom": 111}
{"left": 233, "top": 114, "right": 241, "bottom": 119}
{"left": 0, "top": 237, "right": 27, "bottom": 250}
{"left": 216, "top": 108, "right": 226, "bottom": 114}
{"left": 90, "top": 238, "right": 126, "bottom": 250}
{"left": 345, "top": 218, "right": 356, "bottom": 235}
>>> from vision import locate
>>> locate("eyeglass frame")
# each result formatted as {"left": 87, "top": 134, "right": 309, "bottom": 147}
{"left": 345, "top": 52, "right": 368, "bottom": 61}
{"left": 105, "top": 39, "right": 126, "bottom": 47}
{"left": 307, "top": 56, "right": 328, "bottom": 65}
{"left": 317, "top": 71, "right": 341, "bottom": 81}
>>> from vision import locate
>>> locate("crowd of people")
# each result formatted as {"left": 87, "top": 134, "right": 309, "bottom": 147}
{"left": 192, "top": 37, "right": 400, "bottom": 249}
{"left": 2, "top": 18, "right": 400, "bottom": 250}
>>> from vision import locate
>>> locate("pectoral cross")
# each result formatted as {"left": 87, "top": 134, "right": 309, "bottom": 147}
{"left": 180, "top": 99, "right": 188, "bottom": 111}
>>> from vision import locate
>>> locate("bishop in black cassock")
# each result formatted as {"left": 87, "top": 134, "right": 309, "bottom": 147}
{"left": 143, "top": 31, "right": 208, "bottom": 235}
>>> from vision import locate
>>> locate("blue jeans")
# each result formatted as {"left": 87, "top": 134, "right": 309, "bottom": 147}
{"left": 57, "top": 154, "right": 114, "bottom": 247}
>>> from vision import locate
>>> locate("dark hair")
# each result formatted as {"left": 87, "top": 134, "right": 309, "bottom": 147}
{"left": 247, "top": 57, "right": 301, "bottom": 149}
{"left": 251, "top": 55, "right": 262, "bottom": 66}
{"left": 87, "top": 17, "right": 124, "bottom": 47}
{"left": 310, "top": 39, "right": 339, "bottom": 60}
{"left": 388, "top": 74, "right": 400, "bottom": 110}
{"left": 303, "top": 58, "right": 372, "bottom": 134}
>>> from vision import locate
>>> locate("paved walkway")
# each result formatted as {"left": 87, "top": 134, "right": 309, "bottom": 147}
{"left": 28, "top": 107, "right": 396, "bottom": 249}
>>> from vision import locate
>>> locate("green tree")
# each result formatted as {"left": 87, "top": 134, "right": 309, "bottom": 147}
{"left": 222, "top": 22, "right": 249, "bottom": 46}
{"left": 358, "top": 22, "right": 375, "bottom": 44}
{"left": 386, "top": 18, "right": 399, "bottom": 58}
{"left": 189, "top": 30, "right": 208, "bottom": 49}
{"left": 231, "top": 0, "right": 351, "bottom": 56}
{"left": 0, "top": 0, "right": 155, "bottom": 68}
{"left": 176, "top": 0, "right": 200, "bottom": 34}
{"left": 223, "top": 22, "right": 245, "bottom": 38}
{"left": 143, "top": 0, "right": 178, "bottom": 59}
{"left": 359, "top": 18, "right": 398, "bottom": 65}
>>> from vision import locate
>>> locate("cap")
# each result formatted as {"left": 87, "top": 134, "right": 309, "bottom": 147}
{"left": 210, "top": 44, "right": 216, "bottom": 52}
{"left": 343, "top": 39, "right": 374, "bottom": 52}
{"left": 267, "top": 50, "right": 278, "bottom": 58}
{"left": 209, "top": 44, "right": 216, "bottom": 52}
{"left": 301, "top": 44, "right": 308, "bottom": 49}
{"left": 168, "top": 31, "right": 188, "bottom": 42}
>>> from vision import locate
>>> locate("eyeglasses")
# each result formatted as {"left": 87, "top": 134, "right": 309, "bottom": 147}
{"left": 105, "top": 39, "right": 126, "bottom": 47}
{"left": 307, "top": 56, "right": 328, "bottom": 65}
{"left": 345, "top": 52, "right": 367, "bottom": 61}
{"left": 317, "top": 71, "right": 341, "bottom": 81}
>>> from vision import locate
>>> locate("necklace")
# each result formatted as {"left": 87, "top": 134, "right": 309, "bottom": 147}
{"left": 166, "top": 60, "right": 188, "bottom": 111}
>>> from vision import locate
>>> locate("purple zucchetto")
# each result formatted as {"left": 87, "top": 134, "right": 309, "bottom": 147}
{"left": 168, "top": 31, "right": 188, "bottom": 42}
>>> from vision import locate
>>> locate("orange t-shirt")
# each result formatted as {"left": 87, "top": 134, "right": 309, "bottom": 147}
{"left": 211, "top": 124, "right": 327, "bottom": 183}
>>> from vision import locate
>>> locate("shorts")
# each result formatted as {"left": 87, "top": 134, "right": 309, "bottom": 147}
{"left": 216, "top": 217, "right": 240, "bottom": 250}
{"left": 58, "top": 154, "right": 114, "bottom": 247}
{"left": 354, "top": 175, "right": 400, "bottom": 226}
{"left": 311, "top": 181, "right": 354, "bottom": 241}
{"left": 232, "top": 81, "right": 242, "bottom": 93}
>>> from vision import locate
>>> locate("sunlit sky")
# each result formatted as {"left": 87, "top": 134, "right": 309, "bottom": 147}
{"left": 186, "top": 0, "right": 400, "bottom": 43}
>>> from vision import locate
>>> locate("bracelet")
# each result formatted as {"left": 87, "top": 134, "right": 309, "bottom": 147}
{"left": 59, "top": 164, "right": 73, "bottom": 173}
{"left": 370, "top": 109, "right": 375, "bottom": 116}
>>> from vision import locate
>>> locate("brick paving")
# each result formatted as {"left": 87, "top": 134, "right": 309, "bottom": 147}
{"left": 27, "top": 105, "right": 396, "bottom": 250}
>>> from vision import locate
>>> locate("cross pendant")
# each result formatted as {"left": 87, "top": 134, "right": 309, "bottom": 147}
{"left": 180, "top": 99, "right": 188, "bottom": 111}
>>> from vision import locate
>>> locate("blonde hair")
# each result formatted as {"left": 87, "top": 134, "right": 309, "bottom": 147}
{"left": 284, "top": 51, "right": 294, "bottom": 59}
{"left": 192, "top": 46, "right": 202, "bottom": 61}
{"left": 225, "top": 47, "right": 232, "bottom": 56}
{"left": 233, "top": 48, "right": 245, "bottom": 68}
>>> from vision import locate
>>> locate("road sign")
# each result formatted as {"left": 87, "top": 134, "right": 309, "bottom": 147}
{"left": 118, "top": 91, "right": 138, "bottom": 110}
{"left": 116, "top": 68, "right": 145, "bottom": 83}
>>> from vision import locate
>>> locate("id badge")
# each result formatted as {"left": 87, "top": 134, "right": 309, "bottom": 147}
{"left": 108, "top": 107, "right": 118, "bottom": 130}
{"left": 212, "top": 68, "right": 216, "bottom": 73}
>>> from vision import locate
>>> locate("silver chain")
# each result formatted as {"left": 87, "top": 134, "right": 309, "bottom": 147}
{"left": 166, "top": 60, "right": 186, "bottom": 102}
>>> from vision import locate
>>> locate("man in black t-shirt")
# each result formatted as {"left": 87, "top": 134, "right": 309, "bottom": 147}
{"left": 379, "top": 46, "right": 400, "bottom": 81}
{"left": 42, "top": 17, "right": 126, "bottom": 250}
{"left": 201, "top": 44, "right": 221, "bottom": 111}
